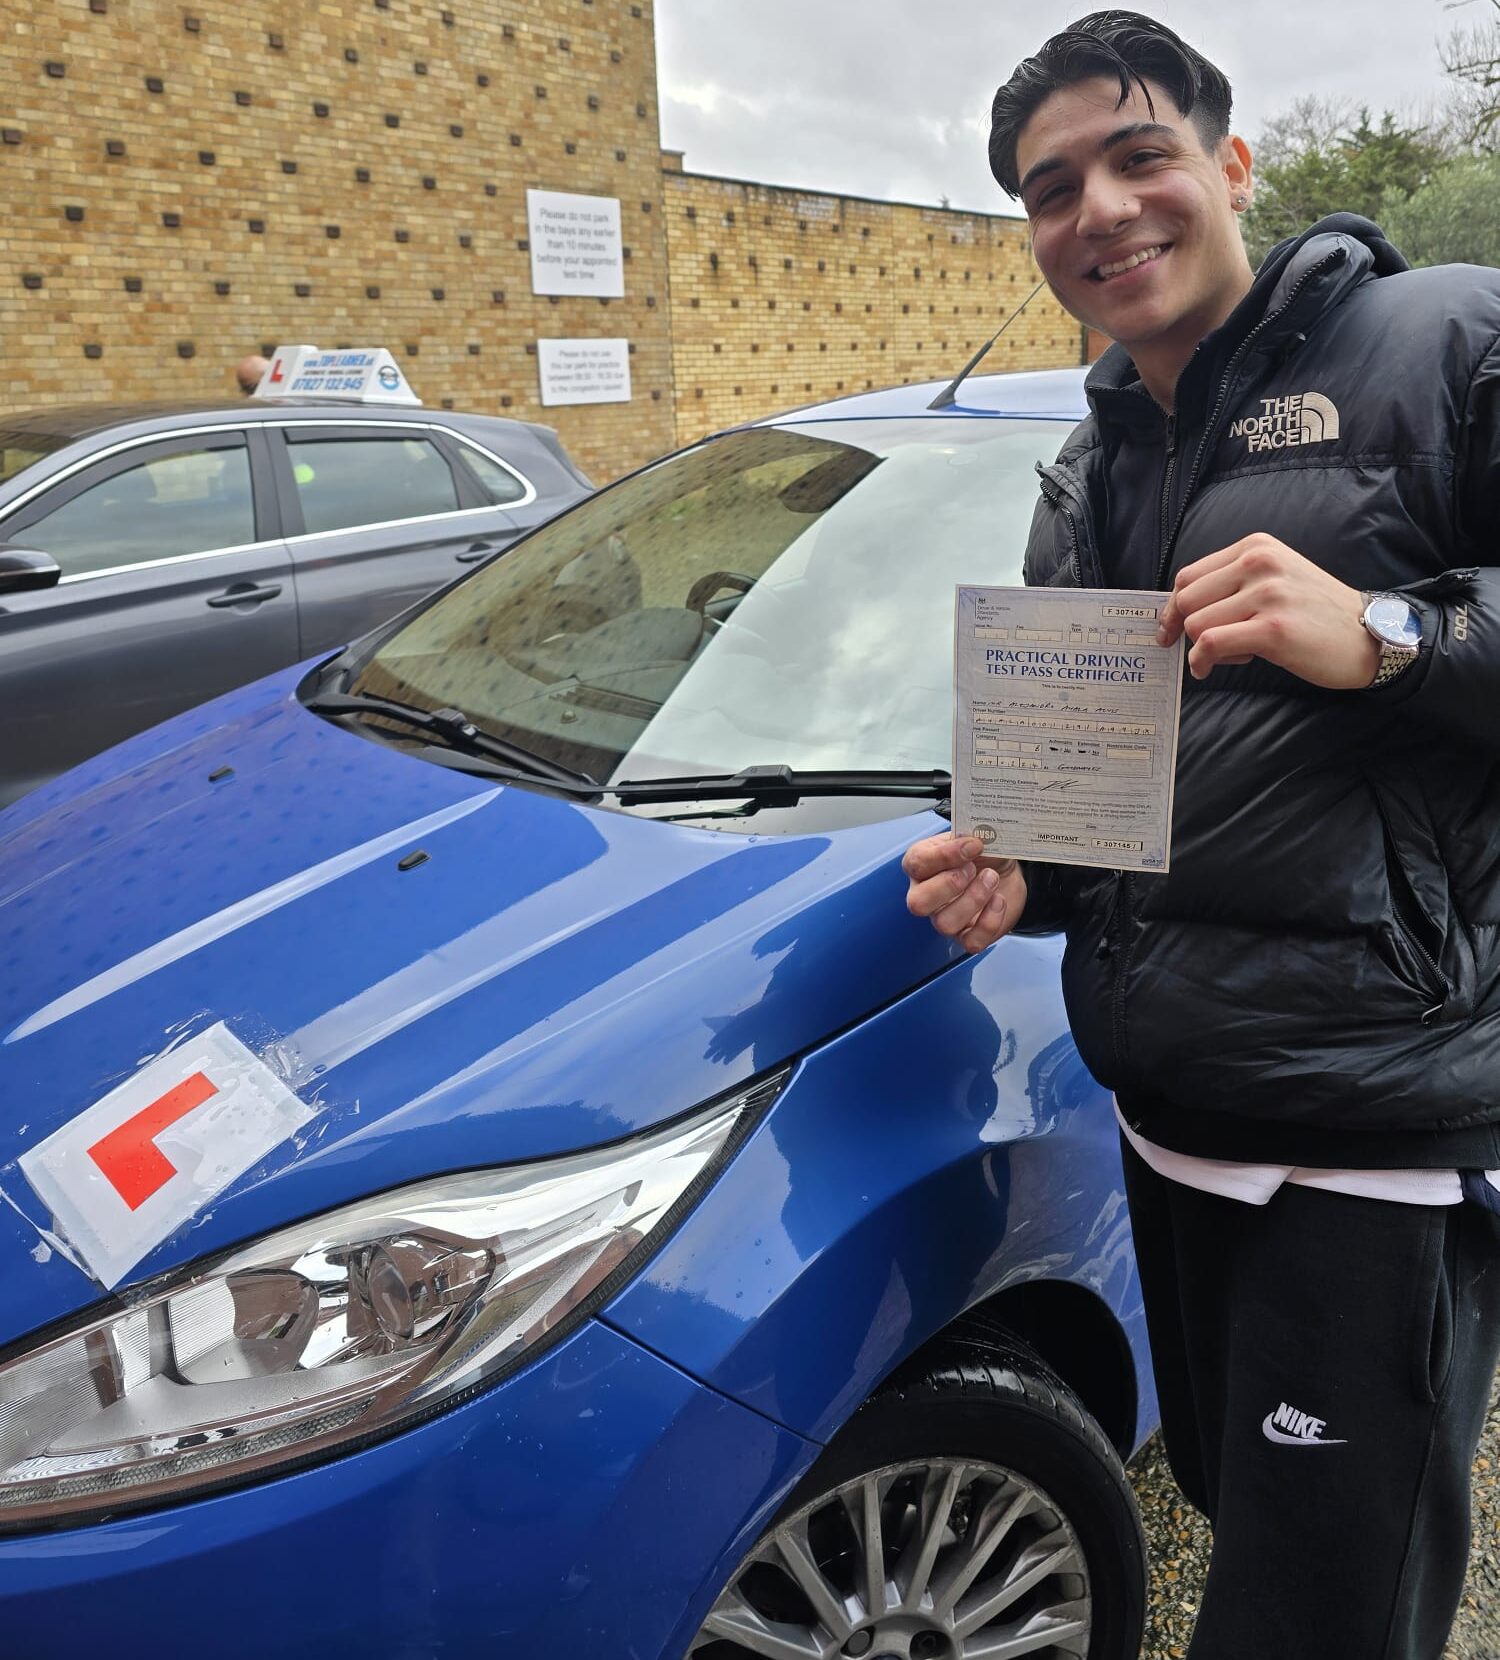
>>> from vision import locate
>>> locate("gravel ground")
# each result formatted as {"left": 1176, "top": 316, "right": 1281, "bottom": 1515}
{"left": 1127, "top": 1371, "right": 1500, "bottom": 1659}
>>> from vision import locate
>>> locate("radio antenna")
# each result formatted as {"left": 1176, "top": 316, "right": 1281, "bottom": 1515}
{"left": 926, "top": 278, "right": 1050, "bottom": 410}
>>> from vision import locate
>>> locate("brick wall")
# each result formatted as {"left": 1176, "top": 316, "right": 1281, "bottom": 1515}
{"left": 1, "top": 2, "right": 1083, "bottom": 485}
{"left": 663, "top": 168, "right": 1083, "bottom": 446}
{"left": 0, "top": 0, "right": 676, "bottom": 485}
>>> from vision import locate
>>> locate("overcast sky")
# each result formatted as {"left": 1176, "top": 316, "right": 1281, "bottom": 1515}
{"left": 655, "top": 0, "right": 1468, "bottom": 216}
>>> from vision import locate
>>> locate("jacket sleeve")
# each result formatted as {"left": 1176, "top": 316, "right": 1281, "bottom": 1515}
{"left": 1372, "top": 329, "right": 1500, "bottom": 757}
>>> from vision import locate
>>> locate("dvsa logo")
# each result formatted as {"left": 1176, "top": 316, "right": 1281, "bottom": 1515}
{"left": 1230, "top": 391, "right": 1340, "bottom": 454}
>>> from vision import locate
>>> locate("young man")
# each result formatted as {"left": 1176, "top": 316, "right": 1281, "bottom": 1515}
{"left": 902, "top": 13, "right": 1500, "bottom": 1658}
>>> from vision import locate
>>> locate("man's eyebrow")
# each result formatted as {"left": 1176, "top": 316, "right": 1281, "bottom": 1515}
{"left": 1018, "top": 121, "right": 1179, "bottom": 199}
{"left": 1099, "top": 120, "right": 1177, "bottom": 153}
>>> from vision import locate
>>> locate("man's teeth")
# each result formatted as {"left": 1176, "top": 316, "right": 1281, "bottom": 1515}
{"left": 1096, "top": 245, "right": 1165, "bottom": 278}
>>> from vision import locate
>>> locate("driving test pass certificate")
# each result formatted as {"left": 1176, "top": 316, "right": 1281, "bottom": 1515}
{"left": 953, "top": 586, "right": 1186, "bottom": 872}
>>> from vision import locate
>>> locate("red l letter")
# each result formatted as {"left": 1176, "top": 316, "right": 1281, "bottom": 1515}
{"left": 87, "top": 1072, "right": 219, "bottom": 1210}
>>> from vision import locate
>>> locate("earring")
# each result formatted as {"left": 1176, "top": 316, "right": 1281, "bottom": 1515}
{"left": 1235, "top": 194, "right": 1249, "bottom": 208}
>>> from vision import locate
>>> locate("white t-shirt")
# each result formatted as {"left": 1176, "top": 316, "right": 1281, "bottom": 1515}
{"left": 1114, "top": 1099, "right": 1500, "bottom": 1207}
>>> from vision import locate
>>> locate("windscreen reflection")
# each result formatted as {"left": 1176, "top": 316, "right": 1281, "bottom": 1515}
{"left": 351, "top": 418, "right": 1063, "bottom": 788}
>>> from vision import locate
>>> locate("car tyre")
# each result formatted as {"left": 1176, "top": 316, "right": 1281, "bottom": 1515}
{"left": 688, "top": 1318, "right": 1145, "bottom": 1659}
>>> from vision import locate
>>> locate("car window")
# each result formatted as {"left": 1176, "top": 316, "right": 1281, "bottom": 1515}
{"left": 14, "top": 442, "right": 255, "bottom": 578}
{"left": 287, "top": 433, "right": 462, "bottom": 534}
{"left": 350, "top": 416, "right": 1065, "bottom": 787}
{"left": 456, "top": 444, "right": 530, "bottom": 506}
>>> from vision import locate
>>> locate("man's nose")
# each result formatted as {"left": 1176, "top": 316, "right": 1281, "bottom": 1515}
{"left": 1075, "top": 172, "right": 1137, "bottom": 238}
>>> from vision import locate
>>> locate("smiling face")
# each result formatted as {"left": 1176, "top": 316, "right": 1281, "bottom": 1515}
{"left": 1015, "top": 75, "right": 1254, "bottom": 400}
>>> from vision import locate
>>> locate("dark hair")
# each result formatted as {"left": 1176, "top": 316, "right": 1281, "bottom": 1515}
{"left": 989, "top": 11, "right": 1233, "bottom": 197}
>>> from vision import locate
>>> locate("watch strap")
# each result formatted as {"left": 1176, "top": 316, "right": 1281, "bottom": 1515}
{"left": 1369, "top": 642, "right": 1419, "bottom": 687}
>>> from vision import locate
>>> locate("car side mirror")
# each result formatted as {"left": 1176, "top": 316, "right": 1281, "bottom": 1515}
{"left": 0, "top": 546, "right": 61, "bottom": 595}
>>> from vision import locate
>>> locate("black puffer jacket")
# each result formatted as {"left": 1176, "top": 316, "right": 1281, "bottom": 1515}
{"left": 1023, "top": 215, "right": 1500, "bottom": 1169}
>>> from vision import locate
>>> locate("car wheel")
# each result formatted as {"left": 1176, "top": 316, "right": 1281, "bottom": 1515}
{"left": 687, "top": 1323, "right": 1145, "bottom": 1660}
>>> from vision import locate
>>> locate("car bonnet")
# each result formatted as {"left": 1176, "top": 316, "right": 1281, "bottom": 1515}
{"left": 0, "top": 667, "right": 955, "bottom": 1339}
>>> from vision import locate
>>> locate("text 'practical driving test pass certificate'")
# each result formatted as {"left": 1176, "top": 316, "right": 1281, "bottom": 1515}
{"left": 953, "top": 587, "right": 1186, "bottom": 872}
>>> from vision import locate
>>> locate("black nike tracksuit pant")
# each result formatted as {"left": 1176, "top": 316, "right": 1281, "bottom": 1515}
{"left": 1121, "top": 1139, "right": 1500, "bottom": 1660}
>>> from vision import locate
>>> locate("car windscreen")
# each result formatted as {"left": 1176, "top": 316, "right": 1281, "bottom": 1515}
{"left": 0, "top": 430, "right": 70, "bottom": 488}
{"left": 347, "top": 416, "right": 1068, "bottom": 786}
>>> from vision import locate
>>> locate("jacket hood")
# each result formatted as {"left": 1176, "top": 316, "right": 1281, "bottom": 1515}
{"left": 1257, "top": 212, "right": 1408, "bottom": 290}
{"left": 0, "top": 668, "right": 956, "bottom": 1339}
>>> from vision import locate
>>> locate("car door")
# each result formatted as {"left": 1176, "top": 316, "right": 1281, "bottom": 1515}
{"left": 269, "top": 423, "right": 522, "bottom": 652}
{"left": 0, "top": 427, "right": 295, "bottom": 808}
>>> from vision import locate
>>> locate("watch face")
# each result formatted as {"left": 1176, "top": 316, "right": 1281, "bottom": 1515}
{"left": 1365, "top": 596, "right": 1422, "bottom": 648}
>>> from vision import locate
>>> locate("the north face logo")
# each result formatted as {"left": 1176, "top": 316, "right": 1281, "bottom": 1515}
{"left": 1229, "top": 391, "right": 1340, "bottom": 453}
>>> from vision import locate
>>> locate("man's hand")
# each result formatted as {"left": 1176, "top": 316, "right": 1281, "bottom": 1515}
{"left": 902, "top": 833, "right": 1028, "bottom": 953}
{"left": 1157, "top": 534, "right": 1381, "bottom": 688}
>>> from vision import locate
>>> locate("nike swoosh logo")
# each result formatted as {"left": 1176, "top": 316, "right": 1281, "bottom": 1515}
{"left": 1262, "top": 1413, "right": 1348, "bottom": 1446}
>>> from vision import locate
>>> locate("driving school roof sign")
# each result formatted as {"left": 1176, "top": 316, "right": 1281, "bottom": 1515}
{"left": 254, "top": 345, "right": 421, "bottom": 405}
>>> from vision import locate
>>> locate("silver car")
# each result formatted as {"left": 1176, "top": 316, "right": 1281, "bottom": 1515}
{"left": 0, "top": 398, "right": 593, "bottom": 807}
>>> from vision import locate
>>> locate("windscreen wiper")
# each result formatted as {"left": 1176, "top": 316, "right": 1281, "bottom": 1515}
{"left": 304, "top": 691, "right": 600, "bottom": 790}
{"left": 608, "top": 764, "right": 951, "bottom": 805}
{"left": 303, "top": 697, "right": 949, "bottom": 809}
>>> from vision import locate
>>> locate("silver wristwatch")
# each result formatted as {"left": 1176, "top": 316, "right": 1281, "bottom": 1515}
{"left": 1359, "top": 591, "right": 1422, "bottom": 687}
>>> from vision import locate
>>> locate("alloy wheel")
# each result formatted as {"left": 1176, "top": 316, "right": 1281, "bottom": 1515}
{"left": 688, "top": 1456, "right": 1091, "bottom": 1659}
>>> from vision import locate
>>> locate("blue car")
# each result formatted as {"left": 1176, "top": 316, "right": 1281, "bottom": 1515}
{"left": 0, "top": 366, "right": 1156, "bottom": 1660}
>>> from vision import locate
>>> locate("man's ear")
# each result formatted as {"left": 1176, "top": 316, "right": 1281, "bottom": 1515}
{"left": 1224, "top": 134, "right": 1253, "bottom": 199}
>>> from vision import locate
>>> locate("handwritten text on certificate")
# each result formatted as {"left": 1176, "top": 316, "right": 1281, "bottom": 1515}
{"left": 953, "top": 587, "right": 1185, "bottom": 872}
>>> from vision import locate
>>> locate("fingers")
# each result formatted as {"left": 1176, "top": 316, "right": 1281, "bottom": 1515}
{"left": 904, "top": 839, "right": 1021, "bottom": 952}
{"left": 907, "top": 856, "right": 984, "bottom": 923}
{"left": 902, "top": 832, "right": 982, "bottom": 888}
{"left": 1164, "top": 535, "right": 1302, "bottom": 670}
{"left": 902, "top": 832, "right": 983, "bottom": 881}
{"left": 957, "top": 872, "right": 1013, "bottom": 952}
{"left": 1159, "top": 543, "right": 1258, "bottom": 644}
{"left": 904, "top": 832, "right": 985, "bottom": 925}
{"left": 1172, "top": 540, "right": 1259, "bottom": 591}
{"left": 916, "top": 865, "right": 1016, "bottom": 952}
{"left": 1173, "top": 563, "right": 1255, "bottom": 629}
{"left": 930, "top": 864, "right": 1004, "bottom": 943}
{"left": 1178, "top": 590, "right": 1256, "bottom": 642}
{"left": 1187, "top": 617, "right": 1275, "bottom": 678}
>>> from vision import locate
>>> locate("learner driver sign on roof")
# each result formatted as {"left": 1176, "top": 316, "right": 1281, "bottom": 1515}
{"left": 254, "top": 345, "right": 421, "bottom": 404}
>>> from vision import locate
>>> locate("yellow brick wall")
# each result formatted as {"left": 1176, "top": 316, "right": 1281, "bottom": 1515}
{"left": 662, "top": 170, "right": 1082, "bottom": 446}
{"left": 0, "top": 0, "right": 677, "bottom": 485}
{"left": 1, "top": 4, "right": 1083, "bottom": 484}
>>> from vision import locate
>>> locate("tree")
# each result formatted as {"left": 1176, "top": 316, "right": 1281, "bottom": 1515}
{"left": 1441, "top": 0, "right": 1500, "bottom": 147}
{"left": 1379, "top": 150, "right": 1500, "bottom": 266}
{"left": 1235, "top": 6, "right": 1500, "bottom": 273}
{"left": 1242, "top": 100, "right": 1445, "bottom": 266}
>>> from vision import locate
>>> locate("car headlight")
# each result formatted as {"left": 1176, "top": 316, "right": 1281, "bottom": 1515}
{"left": 0, "top": 1072, "right": 784, "bottom": 1530}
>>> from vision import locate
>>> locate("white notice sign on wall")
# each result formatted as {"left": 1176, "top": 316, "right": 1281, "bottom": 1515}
{"left": 526, "top": 189, "right": 625, "bottom": 297}
{"left": 537, "top": 338, "right": 632, "bottom": 407}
